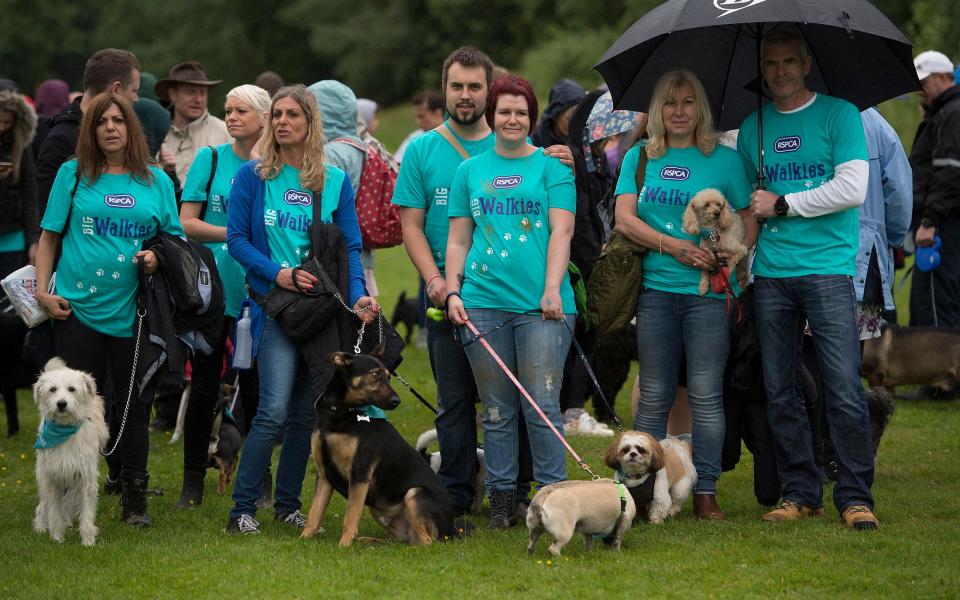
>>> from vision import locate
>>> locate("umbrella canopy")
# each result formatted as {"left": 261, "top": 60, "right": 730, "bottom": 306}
{"left": 595, "top": 0, "right": 920, "bottom": 130}
{"left": 585, "top": 91, "right": 642, "bottom": 145}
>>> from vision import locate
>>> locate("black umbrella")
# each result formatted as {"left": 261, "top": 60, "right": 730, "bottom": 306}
{"left": 595, "top": 0, "right": 920, "bottom": 188}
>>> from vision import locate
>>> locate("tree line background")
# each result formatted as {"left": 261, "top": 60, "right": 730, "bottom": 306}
{"left": 1, "top": 0, "right": 954, "bottom": 133}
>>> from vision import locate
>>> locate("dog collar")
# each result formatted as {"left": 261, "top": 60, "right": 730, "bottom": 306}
{"left": 34, "top": 419, "right": 81, "bottom": 449}
{"left": 615, "top": 481, "right": 628, "bottom": 515}
{"left": 615, "top": 470, "right": 651, "bottom": 487}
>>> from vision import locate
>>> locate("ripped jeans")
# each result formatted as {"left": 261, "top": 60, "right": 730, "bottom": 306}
{"left": 459, "top": 309, "right": 573, "bottom": 492}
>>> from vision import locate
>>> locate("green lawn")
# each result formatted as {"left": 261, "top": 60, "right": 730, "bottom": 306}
{"left": 1, "top": 246, "right": 958, "bottom": 599}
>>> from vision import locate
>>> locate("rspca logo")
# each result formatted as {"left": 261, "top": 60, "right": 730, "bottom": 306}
{"left": 104, "top": 194, "right": 135, "bottom": 208}
{"left": 284, "top": 190, "right": 312, "bottom": 206}
{"left": 714, "top": 0, "right": 769, "bottom": 18}
{"left": 660, "top": 166, "right": 690, "bottom": 181}
{"left": 492, "top": 175, "right": 522, "bottom": 189}
{"left": 774, "top": 136, "right": 802, "bottom": 153}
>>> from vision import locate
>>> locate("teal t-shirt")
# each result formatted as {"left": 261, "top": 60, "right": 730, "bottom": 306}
{"left": 615, "top": 143, "right": 752, "bottom": 299}
{"left": 41, "top": 160, "right": 184, "bottom": 337}
{"left": 181, "top": 144, "right": 248, "bottom": 318}
{"left": 262, "top": 163, "right": 344, "bottom": 268}
{"left": 737, "top": 94, "right": 868, "bottom": 278}
{"left": 391, "top": 122, "right": 495, "bottom": 270}
{"left": 0, "top": 230, "right": 25, "bottom": 253}
{"left": 448, "top": 148, "right": 577, "bottom": 314}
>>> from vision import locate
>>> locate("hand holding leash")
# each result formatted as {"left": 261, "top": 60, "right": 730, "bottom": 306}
{"left": 749, "top": 189, "right": 777, "bottom": 220}
{"left": 275, "top": 267, "right": 318, "bottom": 292}
{"left": 445, "top": 291, "right": 468, "bottom": 325}
{"left": 352, "top": 296, "right": 379, "bottom": 324}
{"left": 540, "top": 288, "right": 563, "bottom": 320}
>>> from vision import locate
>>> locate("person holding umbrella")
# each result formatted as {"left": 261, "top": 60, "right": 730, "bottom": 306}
{"left": 738, "top": 27, "right": 878, "bottom": 530}
{"left": 613, "top": 69, "right": 757, "bottom": 520}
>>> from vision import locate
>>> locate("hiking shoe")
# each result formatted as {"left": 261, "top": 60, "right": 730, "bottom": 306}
{"left": 761, "top": 500, "right": 824, "bottom": 522}
{"left": 175, "top": 470, "right": 205, "bottom": 509}
{"left": 226, "top": 514, "right": 261, "bottom": 534}
{"left": 841, "top": 505, "right": 879, "bottom": 530}
{"left": 275, "top": 509, "right": 307, "bottom": 529}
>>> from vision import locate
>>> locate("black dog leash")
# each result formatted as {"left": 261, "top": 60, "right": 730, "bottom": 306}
{"left": 561, "top": 318, "right": 625, "bottom": 433}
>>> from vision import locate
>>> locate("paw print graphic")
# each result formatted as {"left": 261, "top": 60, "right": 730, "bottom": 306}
{"left": 518, "top": 234, "right": 527, "bottom": 243}
{"left": 480, "top": 264, "right": 489, "bottom": 273}
{"left": 281, "top": 261, "right": 290, "bottom": 268}
{"left": 770, "top": 227, "right": 780, "bottom": 233}
{"left": 132, "top": 239, "right": 139, "bottom": 246}
{"left": 295, "top": 247, "right": 302, "bottom": 256}
{"left": 534, "top": 220, "right": 543, "bottom": 229}
{"left": 96, "top": 268, "right": 104, "bottom": 277}
{"left": 486, "top": 247, "right": 494, "bottom": 255}
{"left": 503, "top": 232, "right": 512, "bottom": 241}
{"left": 500, "top": 250, "right": 509, "bottom": 258}
{"left": 665, "top": 222, "right": 675, "bottom": 230}
{"left": 470, "top": 262, "right": 478, "bottom": 270}
{"left": 112, "top": 272, "right": 120, "bottom": 280}
{"left": 117, "top": 254, "right": 126, "bottom": 263}
{"left": 221, "top": 244, "right": 228, "bottom": 252}
{"left": 804, "top": 180, "right": 813, "bottom": 188}
{"left": 76, "top": 281, "right": 84, "bottom": 290}
{"left": 88, "top": 286, "right": 97, "bottom": 294}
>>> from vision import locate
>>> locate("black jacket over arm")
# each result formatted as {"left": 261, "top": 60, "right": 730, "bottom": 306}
{"left": 35, "top": 98, "right": 82, "bottom": 219}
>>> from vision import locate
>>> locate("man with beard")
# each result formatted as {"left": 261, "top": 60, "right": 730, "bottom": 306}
{"left": 392, "top": 47, "right": 572, "bottom": 520}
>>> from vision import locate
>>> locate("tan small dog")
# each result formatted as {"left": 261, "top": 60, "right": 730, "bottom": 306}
{"left": 605, "top": 431, "right": 696, "bottom": 523}
{"left": 526, "top": 479, "right": 636, "bottom": 556}
{"left": 682, "top": 188, "right": 749, "bottom": 296}
{"left": 862, "top": 324, "right": 960, "bottom": 396}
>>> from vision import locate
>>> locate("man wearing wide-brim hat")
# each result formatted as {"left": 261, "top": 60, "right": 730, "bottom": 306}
{"left": 156, "top": 60, "right": 230, "bottom": 183}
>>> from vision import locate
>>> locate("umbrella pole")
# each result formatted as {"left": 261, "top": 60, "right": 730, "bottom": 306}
{"left": 756, "top": 30, "right": 765, "bottom": 192}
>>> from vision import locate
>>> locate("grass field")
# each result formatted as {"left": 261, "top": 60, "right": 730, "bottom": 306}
{"left": 1, "top": 245, "right": 959, "bottom": 599}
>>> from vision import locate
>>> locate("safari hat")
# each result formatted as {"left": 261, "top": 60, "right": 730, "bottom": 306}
{"left": 155, "top": 61, "right": 223, "bottom": 100}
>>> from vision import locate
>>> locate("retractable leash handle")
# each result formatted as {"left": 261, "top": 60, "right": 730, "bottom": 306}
{"left": 461, "top": 318, "right": 599, "bottom": 480}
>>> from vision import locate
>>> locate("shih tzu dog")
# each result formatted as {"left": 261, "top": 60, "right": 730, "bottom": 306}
{"left": 33, "top": 358, "right": 110, "bottom": 546}
{"left": 605, "top": 431, "right": 697, "bottom": 523}
{"left": 526, "top": 479, "right": 637, "bottom": 556}
{"left": 681, "top": 188, "right": 749, "bottom": 296}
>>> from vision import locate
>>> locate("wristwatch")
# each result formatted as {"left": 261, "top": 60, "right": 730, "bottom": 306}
{"left": 774, "top": 195, "right": 789, "bottom": 217}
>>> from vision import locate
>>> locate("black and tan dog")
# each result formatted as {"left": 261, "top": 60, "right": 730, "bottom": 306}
{"left": 301, "top": 346, "right": 458, "bottom": 546}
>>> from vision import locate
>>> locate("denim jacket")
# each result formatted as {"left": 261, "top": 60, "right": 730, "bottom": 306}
{"left": 857, "top": 108, "right": 912, "bottom": 309}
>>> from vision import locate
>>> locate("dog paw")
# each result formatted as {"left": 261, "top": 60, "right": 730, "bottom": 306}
{"left": 81, "top": 530, "right": 98, "bottom": 546}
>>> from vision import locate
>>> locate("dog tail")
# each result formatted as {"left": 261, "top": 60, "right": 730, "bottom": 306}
{"left": 415, "top": 428, "right": 438, "bottom": 453}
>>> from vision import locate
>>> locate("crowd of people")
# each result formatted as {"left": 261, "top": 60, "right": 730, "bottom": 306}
{"left": 4, "top": 26, "right": 957, "bottom": 536}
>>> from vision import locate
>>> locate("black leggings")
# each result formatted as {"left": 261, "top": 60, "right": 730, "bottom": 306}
{"left": 53, "top": 314, "right": 149, "bottom": 477}
{"left": 182, "top": 316, "right": 259, "bottom": 473}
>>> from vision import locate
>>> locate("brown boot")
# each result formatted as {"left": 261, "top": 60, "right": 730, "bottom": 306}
{"left": 841, "top": 505, "right": 879, "bottom": 530}
{"left": 693, "top": 493, "right": 725, "bottom": 520}
{"left": 762, "top": 500, "right": 824, "bottom": 522}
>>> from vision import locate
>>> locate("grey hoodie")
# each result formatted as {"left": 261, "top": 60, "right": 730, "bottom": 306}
{"left": 307, "top": 80, "right": 364, "bottom": 191}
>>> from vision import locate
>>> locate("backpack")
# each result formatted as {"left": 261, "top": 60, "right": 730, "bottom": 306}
{"left": 331, "top": 137, "right": 401, "bottom": 249}
{"left": 585, "top": 148, "right": 648, "bottom": 335}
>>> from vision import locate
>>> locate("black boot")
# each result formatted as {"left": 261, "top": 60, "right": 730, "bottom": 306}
{"left": 3, "top": 388, "right": 19, "bottom": 437}
{"left": 488, "top": 490, "right": 515, "bottom": 530}
{"left": 175, "top": 470, "right": 205, "bottom": 509}
{"left": 104, "top": 465, "right": 122, "bottom": 496}
{"left": 120, "top": 472, "right": 153, "bottom": 528}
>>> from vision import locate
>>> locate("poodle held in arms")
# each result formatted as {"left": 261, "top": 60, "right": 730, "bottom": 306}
{"left": 32, "top": 358, "right": 110, "bottom": 546}
{"left": 681, "top": 188, "right": 749, "bottom": 296}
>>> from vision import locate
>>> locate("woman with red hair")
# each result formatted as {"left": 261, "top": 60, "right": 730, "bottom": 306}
{"left": 445, "top": 75, "right": 576, "bottom": 529}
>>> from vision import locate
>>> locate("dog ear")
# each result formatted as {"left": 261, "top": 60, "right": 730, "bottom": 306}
{"left": 604, "top": 433, "right": 624, "bottom": 470}
{"left": 649, "top": 437, "right": 666, "bottom": 472}
{"left": 720, "top": 201, "right": 732, "bottom": 228}
{"left": 371, "top": 341, "right": 386, "bottom": 359}
{"left": 328, "top": 352, "right": 353, "bottom": 369}
{"left": 82, "top": 372, "right": 99, "bottom": 400}
{"left": 32, "top": 376, "right": 45, "bottom": 406}
{"left": 43, "top": 357, "right": 66, "bottom": 372}
{"left": 681, "top": 203, "right": 700, "bottom": 235}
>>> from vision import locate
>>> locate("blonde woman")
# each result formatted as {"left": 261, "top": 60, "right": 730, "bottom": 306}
{"left": 613, "top": 70, "right": 758, "bottom": 520}
{"left": 175, "top": 84, "right": 271, "bottom": 509}
{"left": 225, "top": 85, "right": 377, "bottom": 533}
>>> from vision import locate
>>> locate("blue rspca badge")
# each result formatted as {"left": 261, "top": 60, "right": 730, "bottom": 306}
{"left": 492, "top": 175, "right": 522, "bottom": 189}
{"left": 104, "top": 194, "right": 135, "bottom": 208}
{"left": 284, "top": 189, "right": 312, "bottom": 206}
{"left": 659, "top": 166, "right": 690, "bottom": 181}
{"left": 774, "top": 136, "right": 802, "bottom": 153}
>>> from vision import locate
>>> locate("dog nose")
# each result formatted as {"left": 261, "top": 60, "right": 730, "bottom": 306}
{"left": 388, "top": 395, "right": 401, "bottom": 409}
{"left": 57, "top": 400, "right": 67, "bottom": 411}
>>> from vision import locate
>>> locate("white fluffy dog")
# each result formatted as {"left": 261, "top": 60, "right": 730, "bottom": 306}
{"left": 33, "top": 357, "right": 109, "bottom": 546}
{"left": 605, "top": 431, "right": 697, "bottom": 523}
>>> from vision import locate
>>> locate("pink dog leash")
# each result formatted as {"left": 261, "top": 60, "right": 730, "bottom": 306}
{"left": 461, "top": 318, "right": 599, "bottom": 480}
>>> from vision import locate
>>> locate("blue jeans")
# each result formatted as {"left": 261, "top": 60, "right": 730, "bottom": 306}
{"left": 459, "top": 310, "right": 573, "bottom": 492}
{"left": 230, "top": 319, "right": 315, "bottom": 518}
{"left": 424, "top": 294, "right": 478, "bottom": 511}
{"left": 633, "top": 288, "right": 728, "bottom": 494}
{"left": 754, "top": 275, "right": 874, "bottom": 512}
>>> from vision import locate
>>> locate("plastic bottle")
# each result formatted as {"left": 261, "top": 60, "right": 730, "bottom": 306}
{"left": 234, "top": 306, "right": 252, "bottom": 369}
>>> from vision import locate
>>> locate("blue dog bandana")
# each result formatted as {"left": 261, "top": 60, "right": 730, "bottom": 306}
{"left": 34, "top": 419, "right": 81, "bottom": 449}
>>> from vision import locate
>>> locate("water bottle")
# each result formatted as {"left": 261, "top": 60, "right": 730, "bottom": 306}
{"left": 234, "top": 306, "right": 253, "bottom": 369}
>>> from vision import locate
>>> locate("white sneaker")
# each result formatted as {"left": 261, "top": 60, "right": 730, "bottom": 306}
{"left": 576, "top": 412, "right": 615, "bottom": 437}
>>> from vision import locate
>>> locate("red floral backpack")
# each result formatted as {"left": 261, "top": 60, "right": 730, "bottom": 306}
{"left": 332, "top": 138, "right": 401, "bottom": 249}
